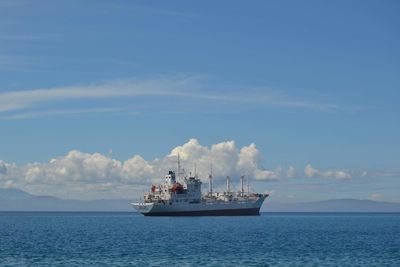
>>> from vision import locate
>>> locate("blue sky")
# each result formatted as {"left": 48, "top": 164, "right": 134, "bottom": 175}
{"left": 0, "top": 0, "right": 399, "bottom": 201}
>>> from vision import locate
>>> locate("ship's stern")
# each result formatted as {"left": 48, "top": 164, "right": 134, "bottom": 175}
{"left": 131, "top": 202, "right": 154, "bottom": 215}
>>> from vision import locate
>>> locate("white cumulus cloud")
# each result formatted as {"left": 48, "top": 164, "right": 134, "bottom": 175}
{"left": 1, "top": 139, "right": 378, "bottom": 199}
{"left": 304, "top": 164, "right": 352, "bottom": 179}
{"left": 0, "top": 139, "right": 280, "bottom": 199}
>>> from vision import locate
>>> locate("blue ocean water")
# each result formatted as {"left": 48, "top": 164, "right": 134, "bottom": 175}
{"left": 0, "top": 212, "right": 399, "bottom": 266}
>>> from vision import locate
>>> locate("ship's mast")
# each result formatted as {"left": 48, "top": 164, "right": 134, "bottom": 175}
{"left": 208, "top": 164, "right": 213, "bottom": 196}
{"left": 240, "top": 175, "right": 244, "bottom": 196}
{"left": 226, "top": 176, "right": 231, "bottom": 194}
{"left": 177, "top": 153, "right": 181, "bottom": 180}
{"left": 208, "top": 174, "right": 213, "bottom": 196}
{"left": 247, "top": 175, "right": 250, "bottom": 195}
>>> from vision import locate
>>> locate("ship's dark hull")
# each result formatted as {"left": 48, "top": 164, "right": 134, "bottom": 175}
{"left": 142, "top": 207, "right": 260, "bottom": 216}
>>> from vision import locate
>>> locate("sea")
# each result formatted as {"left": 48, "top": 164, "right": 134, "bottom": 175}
{"left": 0, "top": 212, "right": 399, "bottom": 266}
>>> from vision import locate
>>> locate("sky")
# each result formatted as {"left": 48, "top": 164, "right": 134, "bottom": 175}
{"left": 0, "top": 0, "right": 399, "bottom": 202}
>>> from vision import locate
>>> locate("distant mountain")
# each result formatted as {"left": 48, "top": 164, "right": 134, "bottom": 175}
{"left": 0, "top": 188, "right": 33, "bottom": 200}
{"left": 0, "top": 188, "right": 133, "bottom": 211}
{"left": 263, "top": 199, "right": 400, "bottom": 212}
{"left": 1, "top": 188, "right": 400, "bottom": 212}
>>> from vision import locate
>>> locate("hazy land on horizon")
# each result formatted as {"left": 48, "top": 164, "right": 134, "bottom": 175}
{"left": 1, "top": 188, "right": 399, "bottom": 213}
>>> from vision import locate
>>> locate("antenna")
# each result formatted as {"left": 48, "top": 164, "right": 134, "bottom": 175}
{"left": 194, "top": 163, "right": 197, "bottom": 178}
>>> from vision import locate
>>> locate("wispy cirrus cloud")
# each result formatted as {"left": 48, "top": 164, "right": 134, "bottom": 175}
{"left": 0, "top": 76, "right": 341, "bottom": 119}
{"left": 0, "top": 107, "right": 130, "bottom": 120}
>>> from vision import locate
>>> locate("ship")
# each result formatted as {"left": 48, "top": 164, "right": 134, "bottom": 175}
{"left": 132, "top": 158, "right": 268, "bottom": 216}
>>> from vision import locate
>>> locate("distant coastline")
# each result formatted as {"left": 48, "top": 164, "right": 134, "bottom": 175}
{"left": 1, "top": 188, "right": 400, "bottom": 212}
{"left": 263, "top": 199, "right": 400, "bottom": 213}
